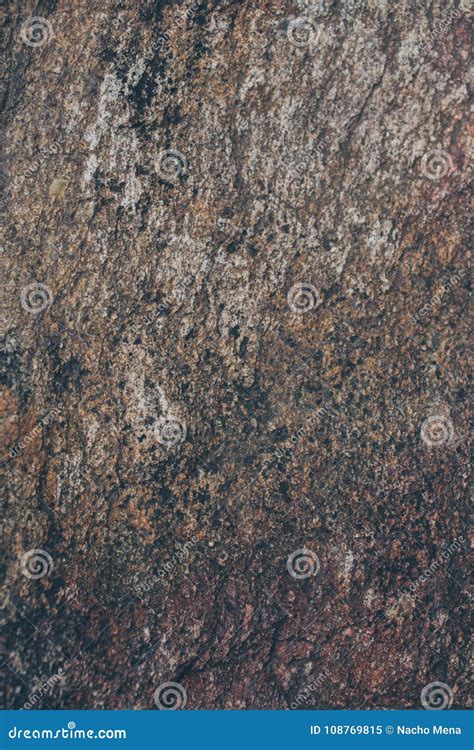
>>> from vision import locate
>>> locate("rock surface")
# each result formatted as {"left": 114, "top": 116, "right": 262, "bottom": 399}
{"left": 1, "top": 0, "right": 471, "bottom": 709}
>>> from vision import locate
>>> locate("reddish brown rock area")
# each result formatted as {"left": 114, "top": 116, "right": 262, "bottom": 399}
{"left": 1, "top": 0, "right": 471, "bottom": 710}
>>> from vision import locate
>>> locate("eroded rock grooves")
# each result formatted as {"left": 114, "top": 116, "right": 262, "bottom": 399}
{"left": 1, "top": 0, "right": 471, "bottom": 709}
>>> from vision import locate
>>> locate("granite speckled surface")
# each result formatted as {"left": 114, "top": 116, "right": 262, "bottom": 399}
{"left": 1, "top": 0, "right": 471, "bottom": 710}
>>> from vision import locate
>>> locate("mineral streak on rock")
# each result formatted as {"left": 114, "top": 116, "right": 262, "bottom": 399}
{"left": 1, "top": 0, "right": 471, "bottom": 709}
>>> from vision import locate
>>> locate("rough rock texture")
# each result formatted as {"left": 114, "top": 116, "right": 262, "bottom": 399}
{"left": 1, "top": 0, "right": 471, "bottom": 710}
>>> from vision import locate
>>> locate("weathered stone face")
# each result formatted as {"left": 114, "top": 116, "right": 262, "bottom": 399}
{"left": 1, "top": 0, "right": 470, "bottom": 710}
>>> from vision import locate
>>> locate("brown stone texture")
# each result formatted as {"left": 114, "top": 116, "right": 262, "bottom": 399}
{"left": 1, "top": 0, "right": 471, "bottom": 710}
